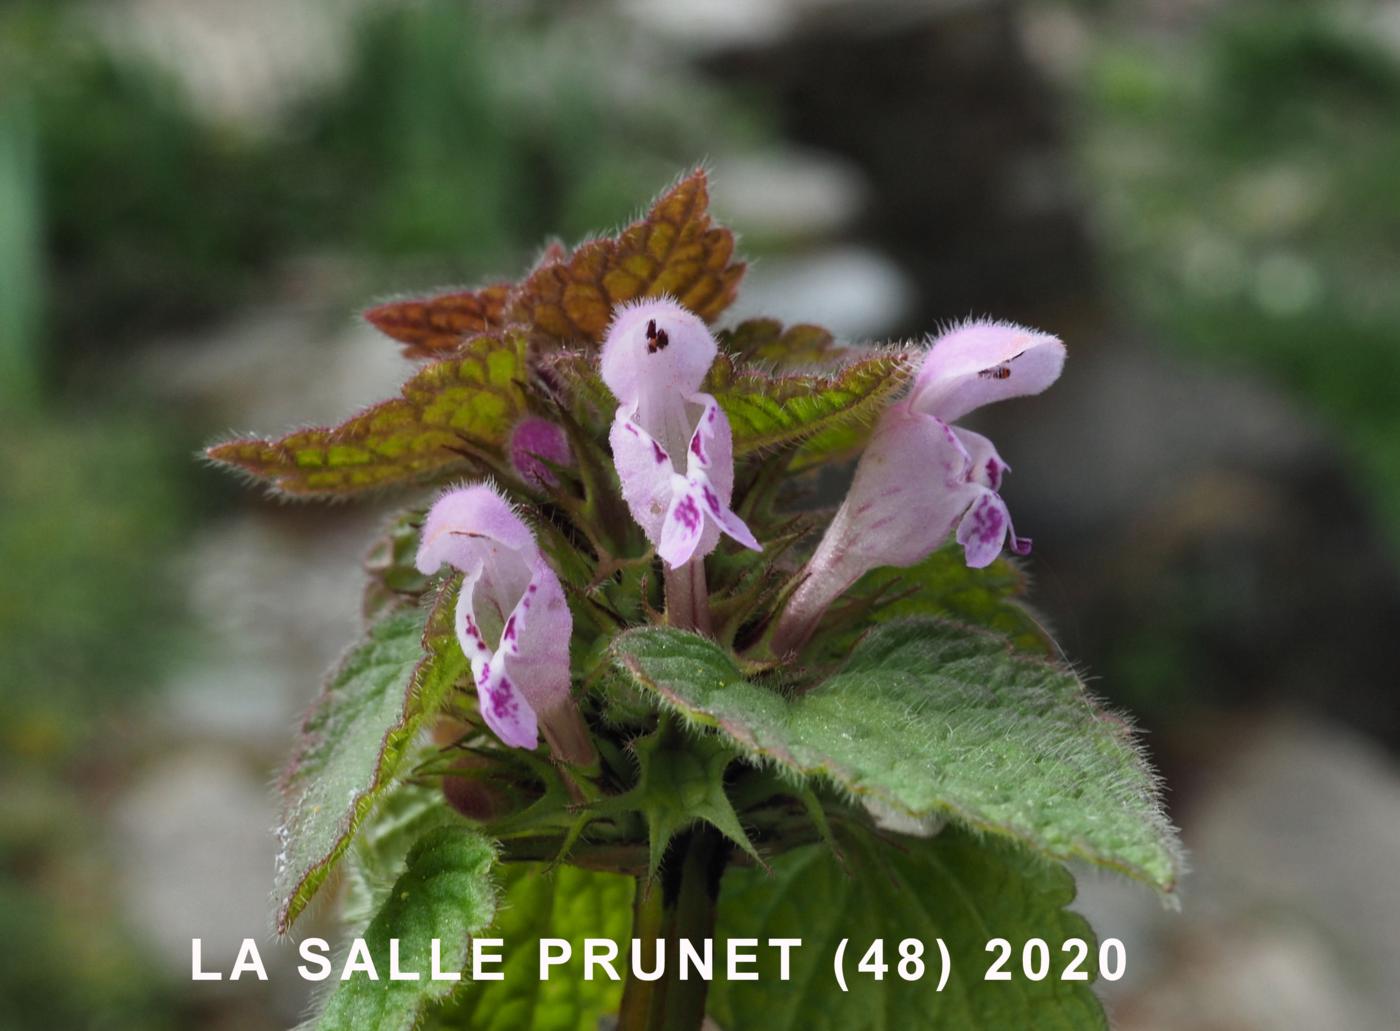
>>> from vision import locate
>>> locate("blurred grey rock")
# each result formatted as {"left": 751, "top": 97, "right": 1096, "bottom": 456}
{"left": 726, "top": 245, "right": 914, "bottom": 342}
{"left": 996, "top": 335, "right": 1328, "bottom": 531}
{"left": 145, "top": 302, "right": 409, "bottom": 432}
{"left": 1074, "top": 714, "right": 1400, "bottom": 1029}
{"left": 710, "top": 150, "right": 867, "bottom": 244}
{"left": 161, "top": 510, "right": 383, "bottom": 749}
{"left": 89, "top": 0, "right": 375, "bottom": 129}
{"left": 112, "top": 749, "right": 322, "bottom": 1024}
{"left": 112, "top": 750, "right": 304, "bottom": 969}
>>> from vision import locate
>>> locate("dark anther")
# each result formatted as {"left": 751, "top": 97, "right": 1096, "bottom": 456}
{"left": 645, "top": 319, "right": 670, "bottom": 354}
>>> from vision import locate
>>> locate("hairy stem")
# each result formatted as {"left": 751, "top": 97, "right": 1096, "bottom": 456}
{"left": 664, "top": 559, "right": 712, "bottom": 635}
{"left": 616, "top": 827, "right": 728, "bottom": 1031}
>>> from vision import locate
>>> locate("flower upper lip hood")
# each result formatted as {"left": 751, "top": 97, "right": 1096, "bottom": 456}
{"left": 907, "top": 319, "right": 1065, "bottom": 423}
{"left": 601, "top": 298, "right": 760, "bottom": 569}
{"left": 416, "top": 483, "right": 592, "bottom": 764}
{"left": 770, "top": 319, "right": 1064, "bottom": 656}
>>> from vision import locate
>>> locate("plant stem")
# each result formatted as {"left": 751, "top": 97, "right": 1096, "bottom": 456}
{"left": 616, "top": 827, "right": 728, "bottom": 1031}
{"left": 664, "top": 559, "right": 712, "bottom": 635}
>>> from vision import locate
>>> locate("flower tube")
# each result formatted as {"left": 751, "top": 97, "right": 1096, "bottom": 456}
{"left": 771, "top": 320, "right": 1065, "bottom": 655}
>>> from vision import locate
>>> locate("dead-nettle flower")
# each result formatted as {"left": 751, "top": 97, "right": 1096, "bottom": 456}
{"left": 771, "top": 320, "right": 1066, "bottom": 655}
{"left": 506, "top": 414, "right": 573, "bottom": 489}
{"left": 600, "top": 299, "right": 760, "bottom": 568}
{"left": 415, "top": 484, "right": 593, "bottom": 764}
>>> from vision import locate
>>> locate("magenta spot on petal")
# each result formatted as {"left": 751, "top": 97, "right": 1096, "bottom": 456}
{"left": 673, "top": 494, "right": 701, "bottom": 532}
{"left": 528, "top": 583, "right": 537, "bottom": 593}
{"left": 969, "top": 497, "right": 1004, "bottom": 544}
{"left": 463, "top": 615, "right": 485, "bottom": 645}
{"left": 1010, "top": 535, "right": 1033, "bottom": 556}
{"left": 689, "top": 431, "right": 707, "bottom": 464}
{"left": 489, "top": 677, "right": 519, "bottom": 720}
{"left": 624, "top": 422, "right": 639, "bottom": 436}
{"left": 702, "top": 484, "right": 721, "bottom": 514}
{"left": 707, "top": 405, "right": 716, "bottom": 423}
{"left": 652, "top": 440, "right": 668, "bottom": 464}
{"left": 503, "top": 615, "right": 517, "bottom": 642}
{"left": 986, "top": 459, "right": 1002, "bottom": 489}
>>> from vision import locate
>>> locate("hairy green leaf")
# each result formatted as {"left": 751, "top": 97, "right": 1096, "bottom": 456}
{"left": 436, "top": 864, "right": 634, "bottom": 1031}
{"left": 710, "top": 830, "right": 1106, "bottom": 1030}
{"left": 845, "top": 547, "right": 1054, "bottom": 656}
{"left": 276, "top": 591, "right": 467, "bottom": 932}
{"left": 311, "top": 826, "right": 497, "bottom": 1031}
{"left": 611, "top": 620, "right": 1181, "bottom": 892}
{"left": 206, "top": 330, "right": 528, "bottom": 496}
{"left": 710, "top": 350, "right": 911, "bottom": 456}
{"left": 597, "top": 717, "right": 760, "bottom": 877}
{"left": 718, "top": 318, "right": 841, "bottom": 367}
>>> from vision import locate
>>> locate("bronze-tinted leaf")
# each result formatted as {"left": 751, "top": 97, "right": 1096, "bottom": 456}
{"left": 364, "top": 282, "right": 512, "bottom": 360}
{"left": 511, "top": 169, "right": 746, "bottom": 345}
{"left": 206, "top": 330, "right": 528, "bottom": 496}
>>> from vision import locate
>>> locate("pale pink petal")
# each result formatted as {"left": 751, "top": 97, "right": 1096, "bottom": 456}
{"left": 910, "top": 320, "right": 1065, "bottom": 423}
{"left": 416, "top": 485, "right": 536, "bottom": 576}
{"left": 498, "top": 556, "right": 572, "bottom": 712}
{"left": 609, "top": 411, "right": 677, "bottom": 545}
{"left": 474, "top": 657, "right": 539, "bottom": 751}
{"left": 953, "top": 427, "right": 1009, "bottom": 491}
{"left": 815, "top": 408, "right": 977, "bottom": 583}
{"left": 497, "top": 555, "right": 593, "bottom": 763}
{"left": 684, "top": 394, "right": 734, "bottom": 499}
{"left": 956, "top": 489, "right": 1031, "bottom": 568}
{"left": 414, "top": 483, "right": 587, "bottom": 757}
{"left": 771, "top": 409, "right": 980, "bottom": 654}
{"left": 453, "top": 577, "right": 493, "bottom": 666}
{"left": 600, "top": 299, "right": 716, "bottom": 407}
{"left": 658, "top": 474, "right": 707, "bottom": 567}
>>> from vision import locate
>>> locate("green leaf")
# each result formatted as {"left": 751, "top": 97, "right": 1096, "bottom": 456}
{"left": 342, "top": 781, "right": 458, "bottom": 931}
{"left": 276, "top": 590, "right": 468, "bottom": 932}
{"left": 710, "top": 830, "right": 1106, "bottom": 1030}
{"left": 598, "top": 717, "right": 761, "bottom": 877}
{"left": 718, "top": 318, "right": 841, "bottom": 367}
{"left": 206, "top": 329, "right": 529, "bottom": 497}
{"left": 311, "top": 826, "right": 497, "bottom": 1031}
{"left": 611, "top": 620, "right": 1181, "bottom": 892}
{"left": 845, "top": 547, "right": 1054, "bottom": 656}
{"left": 434, "top": 863, "right": 634, "bottom": 1031}
{"left": 709, "top": 350, "right": 912, "bottom": 457}
{"left": 361, "top": 508, "right": 432, "bottom": 621}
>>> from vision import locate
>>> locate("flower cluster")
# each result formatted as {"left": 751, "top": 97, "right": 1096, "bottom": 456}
{"left": 421, "top": 301, "right": 1063, "bottom": 755}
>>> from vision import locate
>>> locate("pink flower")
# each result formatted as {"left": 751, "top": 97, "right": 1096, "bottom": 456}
{"left": 771, "top": 320, "right": 1065, "bottom": 654}
{"left": 416, "top": 484, "right": 592, "bottom": 763}
{"left": 601, "top": 299, "right": 760, "bottom": 568}
{"left": 507, "top": 415, "right": 572, "bottom": 489}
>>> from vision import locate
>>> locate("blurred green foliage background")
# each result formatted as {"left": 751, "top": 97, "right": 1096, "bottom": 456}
{"left": 1083, "top": 2, "right": 1400, "bottom": 544}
